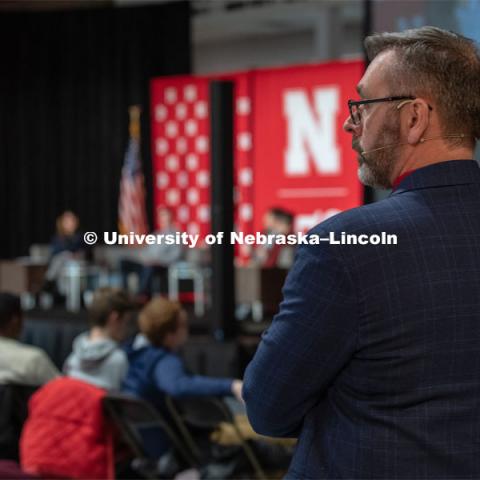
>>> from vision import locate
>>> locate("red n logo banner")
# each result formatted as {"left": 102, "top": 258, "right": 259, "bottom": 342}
{"left": 251, "top": 61, "right": 363, "bottom": 233}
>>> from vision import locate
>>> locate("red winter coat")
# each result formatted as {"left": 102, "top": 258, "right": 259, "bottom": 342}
{"left": 20, "top": 377, "right": 115, "bottom": 479}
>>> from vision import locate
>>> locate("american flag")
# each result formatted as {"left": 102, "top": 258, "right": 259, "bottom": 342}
{"left": 118, "top": 136, "right": 149, "bottom": 236}
{"left": 151, "top": 74, "right": 254, "bottom": 261}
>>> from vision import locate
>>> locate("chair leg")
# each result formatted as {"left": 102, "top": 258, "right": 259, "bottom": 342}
{"left": 218, "top": 403, "right": 267, "bottom": 480}
{"left": 165, "top": 397, "right": 202, "bottom": 462}
{"left": 143, "top": 403, "right": 198, "bottom": 468}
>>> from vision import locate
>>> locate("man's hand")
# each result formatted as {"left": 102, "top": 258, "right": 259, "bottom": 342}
{"left": 231, "top": 379, "right": 244, "bottom": 403}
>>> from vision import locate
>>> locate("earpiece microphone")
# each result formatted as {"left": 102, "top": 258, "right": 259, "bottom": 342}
{"left": 361, "top": 134, "right": 468, "bottom": 156}
{"left": 361, "top": 142, "right": 410, "bottom": 155}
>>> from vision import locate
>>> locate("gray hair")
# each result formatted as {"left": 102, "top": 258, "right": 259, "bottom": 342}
{"left": 365, "top": 26, "right": 480, "bottom": 146}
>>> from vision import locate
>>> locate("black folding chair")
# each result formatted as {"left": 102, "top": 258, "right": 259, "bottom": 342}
{"left": 165, "top": 396, "right": 266, "bottom": 479}
{"left": 102, "top": 393, "right": 197, "bottom": 479}
{"left": 0, "top": 384, "right": 39, "bottom": 461}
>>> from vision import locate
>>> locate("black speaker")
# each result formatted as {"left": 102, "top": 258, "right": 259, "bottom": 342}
{"left": 209, "top": 80, "right": 235, "bottom": 339}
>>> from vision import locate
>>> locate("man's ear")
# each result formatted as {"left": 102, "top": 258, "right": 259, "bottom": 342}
{"left": 406, "top": 100, "right": 430, "bottom": 145}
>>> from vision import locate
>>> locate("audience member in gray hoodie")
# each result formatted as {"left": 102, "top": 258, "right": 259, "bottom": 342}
{"left": 64, "top": 287, "right": 136, "bottom": 390}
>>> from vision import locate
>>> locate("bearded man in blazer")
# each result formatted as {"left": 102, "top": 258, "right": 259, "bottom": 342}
{"left": 243, "top": 26, "right": 480, "bottom": 479}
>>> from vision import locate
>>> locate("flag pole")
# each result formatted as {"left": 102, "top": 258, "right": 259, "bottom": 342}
{"left": 128, "top": 105, "right": 141, "bottom": 141}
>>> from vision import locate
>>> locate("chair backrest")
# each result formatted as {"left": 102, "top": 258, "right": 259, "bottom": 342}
{"left": 165, "top": 396, "right": 266, "bottom": 479}
{"left": 103, "top": 393, "right": 196, "bottom": 467}
{"left": 0, "top": 384, "right": 38, "bottom": 461}
{"left": 168, "top": 396, "right": 231, "bottom": 430}
{"left": 165, "top": 396, "right": 231, "bottom": 462}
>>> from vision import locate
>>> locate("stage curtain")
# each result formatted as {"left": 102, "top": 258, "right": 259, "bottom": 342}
{"left": 0, "top": 1, "right": 191, "bottom": 258}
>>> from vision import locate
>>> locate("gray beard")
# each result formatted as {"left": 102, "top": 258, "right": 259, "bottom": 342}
{"left": 355, "top": 117, "right": 401, "bottom": 189}
{"left": 357, "top": 153, "right": 393, "bottom": 189}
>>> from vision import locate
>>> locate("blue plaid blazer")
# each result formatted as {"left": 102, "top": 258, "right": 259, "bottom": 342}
{"left": 243, "top": 160, "right": 480, "bottom": 479}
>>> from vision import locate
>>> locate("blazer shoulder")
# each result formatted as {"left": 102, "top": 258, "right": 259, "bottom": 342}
{"left": 309, "top": 196, "right": 402, "bottom": 236}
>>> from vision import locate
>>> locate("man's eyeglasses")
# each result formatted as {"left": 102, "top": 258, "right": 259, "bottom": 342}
{"left": 347, "top": 96, "right": 416, "bottom": 125}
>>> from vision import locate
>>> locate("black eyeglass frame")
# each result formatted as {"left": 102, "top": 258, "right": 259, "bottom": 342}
{"left": 348, "top": 95, "right": 417, "bottom": 125}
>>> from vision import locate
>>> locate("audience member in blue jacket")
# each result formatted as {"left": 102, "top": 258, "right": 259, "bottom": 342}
{"left": 123, "top": 297, "right": 243, "bottom": 414}
{"left": 122, "top": 297, "right": 243, "bottom": 460}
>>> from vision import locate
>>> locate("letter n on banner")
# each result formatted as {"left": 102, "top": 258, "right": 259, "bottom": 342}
{"left": 252, "top": 61, "right": 364, "bottom": 233}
